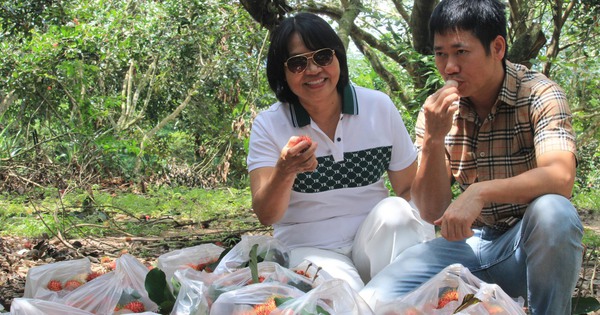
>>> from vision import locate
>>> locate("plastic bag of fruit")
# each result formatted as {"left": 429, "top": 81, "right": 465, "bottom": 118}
{"left": 264, "top": 260, "right": 330, "bottom": 293}
{"left": 212, "top": 235, "right": 290, "bottom": 274}
{"left": 112, "top": 254, "right": 159, "bottom": 313}
{"left": 206, "top": 261, "right": 281, "bottom": 304}
{"left": 274, "top": 278, "right": 374, "bottom": 315}
{"left": 375, "top": 264, "right": 480, "bottom": 315}
{"left": 23, "top": 257, "right": 92, "bottom": 302}
{"left": 209, "top": 282, "right": 305, "bottom": 315}
{"left": 170, "top": 268, "right": 211, "bottom": 315}
{"left": 453, "top": 283, "right": 526, "bottom": 315}
{"left": 157, "top": 243, "right": 225, "bottom": 289}
{"left": 61, "top": 254, "right": 159, "bottom": 314}
{"left": 9, "top": 298, "right": 95, "bottom": 315}
{"left": 54, "top": 267, "right": 123, "bottom": 314}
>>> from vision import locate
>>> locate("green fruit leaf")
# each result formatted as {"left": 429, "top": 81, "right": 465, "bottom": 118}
{"left": 249, "top": 243, "right": 259, "bottom": 283}
{"left": 207, "top": 247, "right": 231, "bottom": 272}
{"left": 453, "top": 293, "right": 480, "bottom": 313}
{"left": 572, "top": 296, "right": 600, "bottom": 314}
{"left": 159, "top": 300, "right": 175, "bottom": 314}
{"left": 274, "top": 296, "right": 293, "bottom": 306}
{"left": 145, "top": 268, "right": 176, "bottom": 310}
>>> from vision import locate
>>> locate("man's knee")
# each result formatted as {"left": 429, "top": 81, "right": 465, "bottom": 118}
{"left": 524, "top": 194, "right": 583, "bottom": 242}
{"left": 527, "top": 194, "right": 579, "bottom": 225}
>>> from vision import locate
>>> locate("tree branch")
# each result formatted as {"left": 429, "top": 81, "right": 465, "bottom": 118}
{"left": 390, "top": 0, "right": 411, "bottom": 24}
{"left": 338, "top": 0, "right": 363, "bottom": 49}
{"left": 352, "top": 37, "right": 409, "bottom": 104}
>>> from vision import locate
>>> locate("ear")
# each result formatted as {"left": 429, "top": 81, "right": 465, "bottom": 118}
{"left": 491, "top": 35, "right": 506, "bottom": 61}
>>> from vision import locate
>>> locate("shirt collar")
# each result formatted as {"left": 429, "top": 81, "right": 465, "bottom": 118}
{"left": 289, "top": 84, "right": 359, "bottom": 128}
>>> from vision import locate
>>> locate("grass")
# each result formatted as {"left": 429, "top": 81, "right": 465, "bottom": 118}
{"left": 0, "top": 186, "right": 257, "bottom": 239}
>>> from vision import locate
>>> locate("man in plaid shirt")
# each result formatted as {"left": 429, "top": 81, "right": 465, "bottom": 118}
{"left": 360, "top": 0, "right": 584, "bottom": 314}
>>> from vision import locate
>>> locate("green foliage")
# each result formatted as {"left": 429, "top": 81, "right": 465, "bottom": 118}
{"left": 145, "top": 268, "right": 176, "bottom": 314}
{"left": 582, "top": 228, "right": 600, "bottom": 248}
{"left": 1, "top": 0, "right": 266, "bottom": 191}
{"left": 572, "top": 140, "right": 600, "bottom": 214}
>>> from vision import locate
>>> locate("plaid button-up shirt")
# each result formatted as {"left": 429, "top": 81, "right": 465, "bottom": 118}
{"left": 415, "top": 61, "right": 576, "bottom": 231}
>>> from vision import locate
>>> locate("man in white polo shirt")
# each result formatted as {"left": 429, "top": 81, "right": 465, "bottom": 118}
{"left": 247, "top": 12, "right": 434, "bottom": 291}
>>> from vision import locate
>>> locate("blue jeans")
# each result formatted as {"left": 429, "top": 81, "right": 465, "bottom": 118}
{"left": 359, "top": 194, "right": 584, "bottom": 315}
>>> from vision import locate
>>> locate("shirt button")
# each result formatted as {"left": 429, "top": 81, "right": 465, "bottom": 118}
{"left": 479, "top": 152, "right": 486, "bottom": 157}
{"left": 337, "top": 137, "right": 341, "bottom": 142}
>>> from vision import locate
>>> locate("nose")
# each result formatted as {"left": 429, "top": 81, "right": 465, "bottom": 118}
{"left": 444, "top": 55, "right": 460, "bottom": 76}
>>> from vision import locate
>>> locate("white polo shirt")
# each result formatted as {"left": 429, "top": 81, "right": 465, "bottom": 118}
{"left": 247, "top": 85, "right": 417, "bottom": 250}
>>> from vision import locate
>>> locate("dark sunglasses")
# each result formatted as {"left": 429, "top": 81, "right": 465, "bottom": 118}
{"left": 284, "top": 48, "right": 336, "bottom": 74}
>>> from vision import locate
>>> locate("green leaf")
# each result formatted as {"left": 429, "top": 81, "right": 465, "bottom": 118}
{"left": 273, "top": 296, "right": 331, "bottom": 315}
{"left": 159, "top": 300, "right": 175, "bottom": 314}
{"left": 274, "top": 296, "right": 293, "bottom": 306}
{"left": 249, "top": 243, "right": 259, "bottom": 283}
{"left": 207, "top": 246, "right": 231, "bottom": 272}
{"left": 572, "top": 296, "right": 600, "bottom": 314}
{"left": 452, "top": 293, "right": 480, "bottom": 313}
{"left": 144, "top": 268, "right": 176, "bottom": 314}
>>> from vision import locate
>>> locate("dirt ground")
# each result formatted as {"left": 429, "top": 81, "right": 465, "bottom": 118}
{"left": 1, "top": 213, "right": 600, "bottom": 314}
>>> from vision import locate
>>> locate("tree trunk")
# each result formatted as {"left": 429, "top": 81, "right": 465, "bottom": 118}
{"left": 410, "top": 0, "right": 437, "bottom": 55}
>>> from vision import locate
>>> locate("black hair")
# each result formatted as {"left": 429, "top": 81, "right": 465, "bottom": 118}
{"left": 429, "top": 0, "right": 507, "bottom": 59}
{"left": 266, "top": 12, "right": 349, "bottom": 104}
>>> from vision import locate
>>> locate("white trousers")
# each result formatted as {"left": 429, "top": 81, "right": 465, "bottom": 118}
{"left": 288, "top": 197, "right": 435, "bottom": 291}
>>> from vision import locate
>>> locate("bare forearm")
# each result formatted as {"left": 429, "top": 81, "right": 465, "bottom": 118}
{"left": 250, "top": 138, "right": 318, "bottom": 226}
{"left": 250, "top": 168, "right": 296, "bottom": 226}
{"left": 389, "top": 161, "right": 417, "bottom": 202}
{"left": 412, "top": 82, "right": 461, "bottom": 223}
{"left": 412, "top": 138, "right": 453, "bottom": 223}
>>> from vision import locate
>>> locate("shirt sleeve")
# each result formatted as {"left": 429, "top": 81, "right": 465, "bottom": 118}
{"left": 388, "top": 98, "right": 418, "bottom": 171}
{"left": 246, "top": 113, "right": 281, "bottom": 172}
{"left": 414, "top": 107, "right": 431, "bottom": 167}
{"left": 529, "top": 80, "right": 577, "bottom": 158}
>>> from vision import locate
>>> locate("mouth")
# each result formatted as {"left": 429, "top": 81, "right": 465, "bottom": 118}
{"left": 446, "top": 78, "right": 463, "bottom": 86}
{"left": 305, "top": 78, "right": 326, "bottom": 86}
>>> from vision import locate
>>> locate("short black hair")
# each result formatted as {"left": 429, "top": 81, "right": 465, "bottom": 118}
{"left": 429, "top": 0, "right": 507, "bottom": 58}
{"left": 266, "top": 12, "right": 349, "bottom": 104}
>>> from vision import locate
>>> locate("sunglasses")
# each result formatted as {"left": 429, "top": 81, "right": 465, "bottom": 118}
{"left": 284, "top": 48, "right": 336, "bottom": 74}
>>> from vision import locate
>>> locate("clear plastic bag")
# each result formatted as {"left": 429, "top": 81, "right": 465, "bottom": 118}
{"left": 290, "top": 259, "right": 333, "bottom": 283}
{"left": 275, "top": 278, "right": 374, "bottom": 315}
{"left": 212, "top": 235, "right": 290, "bottom": 275}
{"left": 23, "top": 258, "right": 92, "bottom": 302}
{"left": 61, "top": 254, "right": 159, "bottom": 314}
{"left": 170, "top": 268, "right": 210, "bottom": 315}
{"left": 59, "top": 269, "right": 124, "bottom": 314}
{"left": 209, "top": 282, "right": 305, "bottom": 315}
{"left": 264, "top": 260, "right": 330, "bottom": 293}
{"left": 113, "top": 254, "right": 159, "bottom": 313}
{"left": 206, "top": 261, "right": 280, "bottom": 305}
{"left": 374, "top": 264, "right": 481, "bottom": 315}
{"left": 453, "top": 283, "right": 526, "bottom": 315}
{"left": 157, "top": 243, "right": 225, "bottom": 290}
{"left": 9, "top": 298, "right": 94, "bottom": 315}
